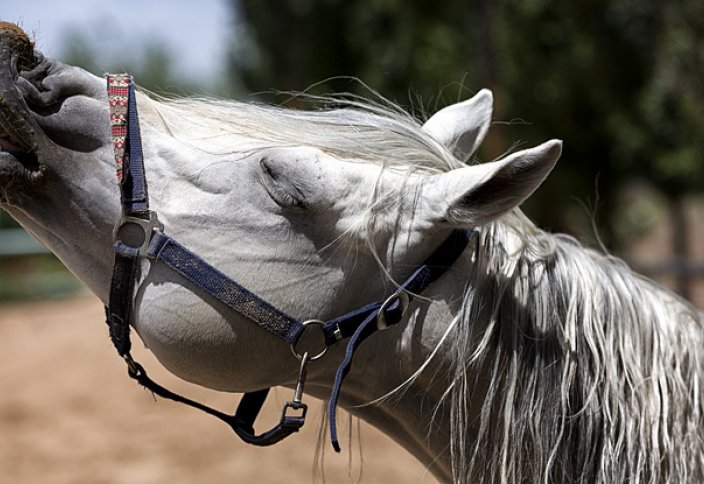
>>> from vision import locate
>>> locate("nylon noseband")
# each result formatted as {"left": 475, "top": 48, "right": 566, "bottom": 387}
{"left": 104, "top": 74, "right": 472, "bottom": 451}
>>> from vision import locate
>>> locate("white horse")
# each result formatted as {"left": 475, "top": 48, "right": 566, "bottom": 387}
{"left": 1, "top": 25, "right": 702, "bottom": 483}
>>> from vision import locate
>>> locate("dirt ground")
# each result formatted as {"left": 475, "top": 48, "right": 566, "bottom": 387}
{"left": 0, "top": 295, "right": 438, "bottom": 484}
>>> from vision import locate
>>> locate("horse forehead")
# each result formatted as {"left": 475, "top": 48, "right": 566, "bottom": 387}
{"left": 269, "top": 145, "right": 384, "bottom": 184}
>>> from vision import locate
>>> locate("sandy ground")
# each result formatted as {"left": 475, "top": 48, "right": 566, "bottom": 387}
{"left": 0, "top": 295, "right": 438, "bottom": 484}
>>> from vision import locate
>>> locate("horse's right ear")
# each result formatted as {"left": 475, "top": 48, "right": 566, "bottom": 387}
{"left": 417, "top": 140, "right": 562, "bottom": 228}
{"left": 422, "top": 89, "right": 493, "bottom": 162}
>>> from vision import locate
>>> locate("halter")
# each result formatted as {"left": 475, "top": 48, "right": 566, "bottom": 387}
{"left": 105, "top": 74, "right": 472, "bottom": 451}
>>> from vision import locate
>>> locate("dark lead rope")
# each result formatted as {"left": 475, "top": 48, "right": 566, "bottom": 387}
{"left": 105, "top": 73, "right": 472, "bottom": 451}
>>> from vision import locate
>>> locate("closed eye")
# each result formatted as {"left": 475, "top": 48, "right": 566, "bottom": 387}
{"left": 259, "top": 159, "right": 307, "bottom": 209}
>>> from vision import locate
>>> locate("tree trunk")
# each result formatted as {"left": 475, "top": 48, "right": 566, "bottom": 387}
{"left": 669, "top": 193, "right": 691, "bottom": 301}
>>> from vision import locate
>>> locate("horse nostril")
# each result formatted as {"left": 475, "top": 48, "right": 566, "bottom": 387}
{"left": 0, "top": 21, "right": 38, "bottom": 73}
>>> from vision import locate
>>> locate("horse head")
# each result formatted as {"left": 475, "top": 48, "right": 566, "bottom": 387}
{"left": 0, "top": 22, "right": 560, "bottom": 391}
{"left": 5, "top": 23, "right": 700, "bottom": 484}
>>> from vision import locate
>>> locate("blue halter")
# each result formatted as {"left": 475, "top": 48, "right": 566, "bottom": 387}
{"left": 105, "top": 75, "right": 473, "bottom": 451}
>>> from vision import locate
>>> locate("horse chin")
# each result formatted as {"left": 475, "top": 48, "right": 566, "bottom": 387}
{"left": 0, "top": 132, "right": 48, "bottom": 201}
{"left": 0, "top": 138, "right": 46, "bottom": 202}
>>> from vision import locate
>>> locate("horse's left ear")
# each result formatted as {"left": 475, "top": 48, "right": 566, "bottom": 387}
{"left": 418, "top": 139, "right": 562, "bottom": 228}
{"left": 422, "top": 89, "right": 493, "bottom": 162}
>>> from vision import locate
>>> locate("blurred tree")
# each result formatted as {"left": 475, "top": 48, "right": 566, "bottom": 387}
{"left": 632, "top": 0, "right": 704, "bottom": 296}
{"left": 229, "top": 0, "right": 482, "bottom": 111}
{"left": 227, "top": 1, "right": 702, "bottom": 255}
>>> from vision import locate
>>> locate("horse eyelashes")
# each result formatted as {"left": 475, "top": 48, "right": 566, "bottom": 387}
{"left": 259, "top": 159, "right": 307, "bottom": 209}
{"left": 260, "top": 158, "right": 278, "bottom": 180}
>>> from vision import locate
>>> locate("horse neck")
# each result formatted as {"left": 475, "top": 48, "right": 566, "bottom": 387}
{"left": 300, "top": 230, "right": 478, "bottom": 482}
{"left": 300, "top": 220, "right": 532, "bottom": 480}
{"left": 310, "top": 214, "right": 703, "bottom": 483}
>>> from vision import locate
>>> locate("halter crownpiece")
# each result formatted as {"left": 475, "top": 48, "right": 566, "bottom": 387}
{"left": 107, "top": 74, "right": 130, "bottom": 184}
{"left": 104, "top": 73, "right": 472, "bottom": 451}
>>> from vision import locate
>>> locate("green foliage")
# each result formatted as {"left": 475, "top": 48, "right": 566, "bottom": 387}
{"left": 0, "top": 207, "right": 19, "bottom": 228}
{"left": 230, "top": 0, "right": 481, "bottom": 110}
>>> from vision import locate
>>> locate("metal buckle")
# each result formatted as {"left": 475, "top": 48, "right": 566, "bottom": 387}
{"left": 290, "top": 319, "right": 328, "bottom": 361}
{"left": 376, "top": 291, "right": 410, "bottom": 331}
{"left": 113, "top": 210, "right": 163, "bottom": 257}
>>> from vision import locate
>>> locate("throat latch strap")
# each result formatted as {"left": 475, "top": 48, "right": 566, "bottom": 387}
{"left": 125, "top": 355, "right": 306, "bottom": 446}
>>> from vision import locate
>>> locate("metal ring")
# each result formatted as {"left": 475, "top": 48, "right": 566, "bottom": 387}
{"left": 290, "top": 319, "right": 328, "bottom": 361}
{"left": 112, "top": 211, "right": 164, "bottom": 257}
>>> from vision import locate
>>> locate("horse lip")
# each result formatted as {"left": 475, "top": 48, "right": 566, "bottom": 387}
{"left": 0, "top": 154, "right": 44, "bottom": 200}
{"left": 0, "top": 129, "right": 44, "bottom": 184}
{"left": 0, "top": 23, "right": 46, "bottom": 190}
{"left": 0, "top": 73, "right": 47, "bottom": 181}
{"left": 0, "top": 60, "right": 44, "bottom": 157}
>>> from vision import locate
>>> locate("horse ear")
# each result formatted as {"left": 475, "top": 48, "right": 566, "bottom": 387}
{"left": 422, "top": 89, "right": 493, "bottom": 162}
{"left": 419, "top": 140, "right": 562, "bottom": 228}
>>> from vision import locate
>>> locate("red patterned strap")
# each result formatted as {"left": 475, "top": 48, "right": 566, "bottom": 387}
{"left": 107, "top": 73, "right": 130, "bottom": 183}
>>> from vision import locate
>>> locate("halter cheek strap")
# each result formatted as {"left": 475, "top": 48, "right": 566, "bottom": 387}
{"left": 105, "top": 73, "right": 472, "bottom": 451}
{"left": 106, "top": 74, "right": 306, "bottom": 445}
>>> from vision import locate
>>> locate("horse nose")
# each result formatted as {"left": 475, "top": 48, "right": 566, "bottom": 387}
{"left": 0, "top": 21, "right": 38, "bottom": 74}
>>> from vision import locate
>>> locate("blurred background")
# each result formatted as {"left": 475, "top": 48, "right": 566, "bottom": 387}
{"left": 1, "top": 0, "right": 702, "bottom": 305}
{"left": 0, "top": 1, "right": 702, "bottom": 482}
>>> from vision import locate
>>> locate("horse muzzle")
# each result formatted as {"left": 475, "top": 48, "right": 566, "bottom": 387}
{"left": 0, "top": 21, "right": 46, "bottom": 196}
{"left": 0, "top": 21, "right": 113, "bottom": 202}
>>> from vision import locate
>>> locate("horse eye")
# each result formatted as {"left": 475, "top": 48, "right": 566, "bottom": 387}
{"left": 259, "top": 159, "right": 307, "bottom": 209}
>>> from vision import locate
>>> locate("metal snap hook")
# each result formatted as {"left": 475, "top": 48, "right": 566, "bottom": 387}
{"left": 281, "top": 351, "right": 309, "bottom": 422}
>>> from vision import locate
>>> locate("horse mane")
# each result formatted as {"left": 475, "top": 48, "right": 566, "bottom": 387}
{"left": 140, "top": 91, "right": 460, "bottom": 174}
{"left": 452, "top": 215, "right": 704, "bottom": 483}
{"left": 141, "top": 91, "right": 704, "bottom": 482}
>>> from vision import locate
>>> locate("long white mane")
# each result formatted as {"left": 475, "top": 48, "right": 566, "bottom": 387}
{"left": 143, "top": 92, "right": 704, "bottom": 483}
{"left": 454, "top": 217, "right": 703, "bottom": 482}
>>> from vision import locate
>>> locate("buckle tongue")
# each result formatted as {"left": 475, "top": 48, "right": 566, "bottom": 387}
{"left": 113, "top": 210, "right": 163, "bottom": 257}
